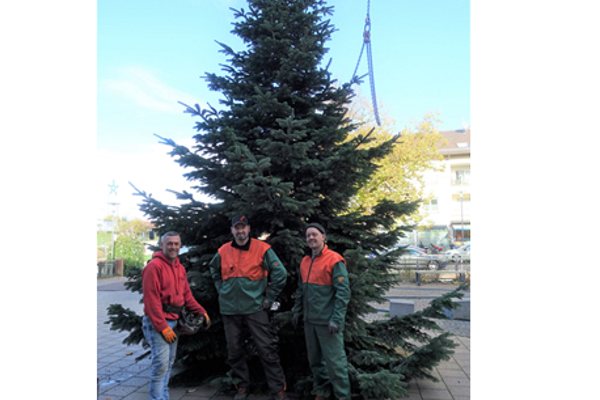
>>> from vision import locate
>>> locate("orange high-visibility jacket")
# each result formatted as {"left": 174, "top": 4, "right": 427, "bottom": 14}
{"left": 210, "top": 238, "right": 287, "bottom": 315}
{"left": 292, "top": 245, "right": 350, "bottom": 327}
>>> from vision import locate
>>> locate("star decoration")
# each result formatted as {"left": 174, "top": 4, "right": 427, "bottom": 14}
{"left": 108, "top": 180, "right": 118, "bottom": 195}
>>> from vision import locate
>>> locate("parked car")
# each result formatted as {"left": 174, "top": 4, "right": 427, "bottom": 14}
{"left": 445, "top": 244, "right": 470, "bottom": 265}
{"left": 384, "top": 245, "right": 448, "bottom": 270}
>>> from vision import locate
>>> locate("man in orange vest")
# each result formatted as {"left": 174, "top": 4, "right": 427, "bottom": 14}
{"left": 292, "top": 222, "right": 351, "bottom": 400}
{"left": 209, "top": 215, "right": 288, "bottom": 400}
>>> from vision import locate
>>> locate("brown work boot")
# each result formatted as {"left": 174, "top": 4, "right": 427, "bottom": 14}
{"left": 269, "top": 391, "right": 287, "bottom": 400}
{"left": 234, "top": 387, "right": 249, "bottom": 400}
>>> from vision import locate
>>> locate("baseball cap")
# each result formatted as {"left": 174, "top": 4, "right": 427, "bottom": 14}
{"left": 232, "top": 215, "right": 250, "bottom": 227}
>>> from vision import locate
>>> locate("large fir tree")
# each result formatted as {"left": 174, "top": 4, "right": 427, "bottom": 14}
{"left": 107, "top": 1, "right": 467, "bottom": 399}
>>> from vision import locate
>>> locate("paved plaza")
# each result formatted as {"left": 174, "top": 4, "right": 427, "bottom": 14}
{"left": 98, "top": 277, "right": 470, "bottom": 400}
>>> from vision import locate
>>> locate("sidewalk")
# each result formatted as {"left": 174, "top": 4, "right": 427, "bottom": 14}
{"left": 98, "top": 277, "right": 470, "bottom": 400}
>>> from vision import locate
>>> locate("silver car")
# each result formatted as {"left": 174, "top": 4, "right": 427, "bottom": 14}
{"left": 445, "top": 244, "right": 470, "bottom": 259}
{"left": 445, "top": 244, "right": 470, "bottom": 267}
{"left": 385, "top": 245, "right": 448, "bottom": 271}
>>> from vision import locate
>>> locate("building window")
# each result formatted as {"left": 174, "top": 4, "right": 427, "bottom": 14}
{"left": 454, "top": 169, "right": 470, "bottom": 185}
{"left": 454, "top": 228, "right": 470, "bottom": 244}
{"left": 424, "top": 198, "right": 438, "bottom": 213}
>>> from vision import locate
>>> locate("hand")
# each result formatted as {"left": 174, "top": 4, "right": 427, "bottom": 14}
{"left": 328, "top": 322, "right": 339, "bottom": 334}
{"left": 292, "top": 314, "right": 300, "bottom": 329}
{"left": 203, "top": 313, "right": 211, "bottom": 330}
{"left": 261, "top": 299, "right": 272, "bottom": 310}
{"left": 161, "top": 327, "right": 177, "bottom": 343}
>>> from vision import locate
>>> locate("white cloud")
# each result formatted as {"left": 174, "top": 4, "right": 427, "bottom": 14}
{"left": 102, "top": 66, "right": 205, "bottom": 114}
{"left": 97, "top": 139, "right": 214, "bottom": 222}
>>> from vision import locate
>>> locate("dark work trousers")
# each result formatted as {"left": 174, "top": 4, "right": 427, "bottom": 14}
{"left": 222, "top": 311, "right": 286, "bottom": 394}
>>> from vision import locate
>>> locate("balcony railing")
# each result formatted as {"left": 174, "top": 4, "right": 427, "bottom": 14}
{"left": 451, "top": 179, "right": 470, "bottom": 186}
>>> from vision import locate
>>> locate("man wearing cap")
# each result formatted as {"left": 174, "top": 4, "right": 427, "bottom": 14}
{"left": 292, "top": 223, "right": 351, "bottom": 400}
{"left": 142, "top": 231, "right": 210, "bottom": 400}
{"left": 209, "top": 215, "right": 288, "bottom": 400}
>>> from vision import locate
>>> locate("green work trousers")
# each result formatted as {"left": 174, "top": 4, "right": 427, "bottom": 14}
{"left": 303, "top": 321, "right": 350, "bottom": 400}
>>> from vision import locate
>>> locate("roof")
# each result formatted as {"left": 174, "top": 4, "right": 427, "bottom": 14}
{"left": 437, "top": 129, "right": 470, "bottom": 156}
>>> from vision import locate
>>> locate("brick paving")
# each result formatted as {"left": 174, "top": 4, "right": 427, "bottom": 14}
{"left": 97, "top": 277, "right": 470, "bottom": 400}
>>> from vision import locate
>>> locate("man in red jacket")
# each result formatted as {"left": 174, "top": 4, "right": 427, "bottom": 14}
{"left": 142, "top": 231, "right": 210, "bottom": 400}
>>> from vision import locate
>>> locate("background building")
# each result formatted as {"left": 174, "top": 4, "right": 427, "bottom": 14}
{"left": 420, "top": 128, "right": 471, "bottom": 247}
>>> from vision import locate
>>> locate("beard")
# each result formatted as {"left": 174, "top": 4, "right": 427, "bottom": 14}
{"left": 235, "top": 232, "right": 248, "bottom": 242}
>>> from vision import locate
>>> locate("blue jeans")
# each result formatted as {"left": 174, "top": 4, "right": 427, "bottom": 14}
{"left": 142, "top": 316, "right": 178, "bottom": 400}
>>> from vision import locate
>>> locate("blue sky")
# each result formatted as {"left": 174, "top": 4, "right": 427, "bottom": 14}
{"left": 97, "top": 0, "right": 469, "bottom": 220}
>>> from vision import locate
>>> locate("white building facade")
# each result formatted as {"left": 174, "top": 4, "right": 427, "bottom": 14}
{"left": 420, "top": 129, "right": 471, "bottom": 246}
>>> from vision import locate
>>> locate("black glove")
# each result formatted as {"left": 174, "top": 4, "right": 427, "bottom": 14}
{"left": 261, "top": 299, "right": 272, "bottom": 310}
{"left": 292, "top": 314, "right": 300, "bottom": 329}
{"left": 328, "top": 322, "right": 339, "bottom": 334}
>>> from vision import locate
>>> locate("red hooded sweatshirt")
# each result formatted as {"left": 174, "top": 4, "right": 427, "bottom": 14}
{"left": 142, "top": 251, "right": 206, "bottom": 332}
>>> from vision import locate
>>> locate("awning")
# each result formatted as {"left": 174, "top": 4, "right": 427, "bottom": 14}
{"left": 452, "top": 224, "right": 470, "bottom": 230}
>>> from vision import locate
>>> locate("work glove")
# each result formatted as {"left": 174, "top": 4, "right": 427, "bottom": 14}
{"left": 261, "top": 299, "right": 273, "bottom": 310}
{"left": 161, "top": 327, "right": 177, "bottom": 343}
{"left": 328, "top": 322, "right": 339, "bottom": 334}
{"left": 292, "top": 314, "right": 300, "bottom": 329}
{"left": 202, "top": 313, "right": 211, "bottom": 330}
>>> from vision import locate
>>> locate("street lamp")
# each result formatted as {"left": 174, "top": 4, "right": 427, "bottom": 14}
{"left": 460, "top": 191, "right": 464, "bottom": 246}
{"left": 107, "top": 180, "right": 120, "bottom": 263}
{"left": 108, "top": 203, "right": 119, "bottom": 260}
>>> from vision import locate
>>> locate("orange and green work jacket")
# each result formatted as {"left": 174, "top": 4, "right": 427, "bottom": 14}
{"left": 209, "top": 238, "right": 287, "bottom": 316}
{"left": 292, "top": 245, "right": 351, "bottom": 328}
